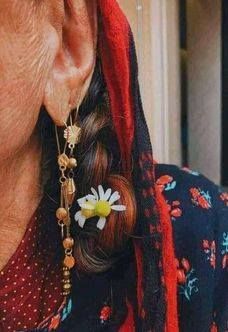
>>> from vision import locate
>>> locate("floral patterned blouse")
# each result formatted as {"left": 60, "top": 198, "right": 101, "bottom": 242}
{"left": 0, "top": 164, "right": 227, "bottom": 331}
{"left": 155, "top": 164, "right": 228, "bottom": 332}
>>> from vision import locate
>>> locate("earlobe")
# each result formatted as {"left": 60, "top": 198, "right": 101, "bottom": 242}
{"left": 43, "top": 0, "right": 97, "bottom": 126}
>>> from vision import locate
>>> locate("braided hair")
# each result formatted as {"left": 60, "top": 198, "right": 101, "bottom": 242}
{"left": 37, "top": 60, "right": 136, "bottom": 273}
{"left": 37, "top": 48, "right": 167, "bottom": 331}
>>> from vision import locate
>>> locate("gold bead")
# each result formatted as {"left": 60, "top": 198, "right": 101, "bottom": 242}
{"left": 56, "top": 208, "right": 68, "bottom": 220}
{"left": 63, "top": 270, "right": 70, "bottom": 278}
{"left": 63, "top": 291, "right": 70, "bottom": 296}
{"left": 62, "top": 278, "right": 70, "bottom": 284}
{"left": 64, "top": 255, "right": 75, "bottom": 269}
{"left": 58, "top": 153, "right": 69, "bottom": 168}
{"left": 63, "top": 237, "right": 74, "bottom": 249}
{"left": 63, "top": 283, "right": 71, "bottom": 290}
{"left": 68, "top": 158, "right": 77, "bottom": 169}
{"left": 64, "top": 178, "right": 76, "bottom": 205}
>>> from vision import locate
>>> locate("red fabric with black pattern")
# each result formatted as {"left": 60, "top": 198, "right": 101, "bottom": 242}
{"left": 98, "top": 1, "right": 179, "bottom": 331}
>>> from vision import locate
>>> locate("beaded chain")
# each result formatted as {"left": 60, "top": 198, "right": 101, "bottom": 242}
{"left": 55, "top": 111, "right": 81, "bottom": 298}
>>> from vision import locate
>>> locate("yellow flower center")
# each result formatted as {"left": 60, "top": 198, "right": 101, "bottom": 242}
{"left": 95, "top": 201, "right": 111, "bottom": 218}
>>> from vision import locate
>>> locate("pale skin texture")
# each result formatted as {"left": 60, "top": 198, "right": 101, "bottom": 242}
{"left": 0, "top": 0, "right": 97, "bottom": 270}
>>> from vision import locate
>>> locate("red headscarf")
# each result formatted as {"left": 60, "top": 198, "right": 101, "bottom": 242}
{"left": 98, "top": 1, "right": 179, "bottom": 331}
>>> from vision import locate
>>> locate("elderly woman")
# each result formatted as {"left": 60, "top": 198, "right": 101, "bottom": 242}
{"left": 0, "top": 1, "right": 227, "bottom": 331}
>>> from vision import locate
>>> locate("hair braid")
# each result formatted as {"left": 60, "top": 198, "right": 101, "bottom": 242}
{"left": 38, "top": 60, "right": 136, "bottom": 274}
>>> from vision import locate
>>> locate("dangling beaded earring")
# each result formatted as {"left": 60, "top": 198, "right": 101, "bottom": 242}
{"left": 55, "top": 102, "right": 81, "bottom": 298}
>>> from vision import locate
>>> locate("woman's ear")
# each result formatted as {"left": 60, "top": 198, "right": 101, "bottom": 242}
{"left": 43, "top": 0, "right": 97, "bottom": 126}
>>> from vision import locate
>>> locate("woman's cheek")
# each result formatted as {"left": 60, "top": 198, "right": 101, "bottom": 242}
{"left": 0, "top": 27, "right": 58, "bottom": 157}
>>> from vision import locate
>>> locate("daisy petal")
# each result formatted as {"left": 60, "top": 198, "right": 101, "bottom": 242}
{"left": 91, "top": 187, "right": 98, "bottom": 200}
{"left": 109, "top": 191, "right": 120, "bottom": 205}
{"left": 77, "top": 197, "right": 86, "bottom": 206}
{"left": 74, "top": 211, "right": 82, "bottom": 221}
{"left": 111, "top": 205, "right": 126, "bottom": 211}
{"left": 86, "top": 194, "right": 97, "bottom": 202}
{"left": 103, "top": 188, "right": 112, "bottom": 201}
{"left": 78, "top": 216, "right": 86, "bottom": 228}
{"left": 98, "top": 185, "right": 105, "bottom": 200}
{"left": 81, "top": 203, "right": 95, "bottom": 210}
{"left": 96, "top": 217, "right": 106, "bottom": 230}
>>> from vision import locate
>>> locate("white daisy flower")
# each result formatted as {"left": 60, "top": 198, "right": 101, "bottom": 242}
{"left": 74, "top": 185, "right": 126, "bottom": 230}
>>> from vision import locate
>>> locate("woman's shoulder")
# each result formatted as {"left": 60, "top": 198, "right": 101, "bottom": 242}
{"left": 155, "top": 163, "right": 222, "bottom": 190}
{"left": 154, "top": 163, "right": 227, "bottom": 248}
{"left": 154, "top": 164, "right": 228, "bottom": 330}
{"left": 154, "top": 163, "right": 227, "bottom": 211}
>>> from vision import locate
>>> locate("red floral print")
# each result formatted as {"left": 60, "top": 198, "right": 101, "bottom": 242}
{"left": 156, "top": 175, "right": 177, "bottom": 192}
{"left": 210, "top": 321, "right": 218, "bottom": 332}
{"left": 202, "top": 240, "right": 216, "bottom": 269}
{"left": 176, "top": 258, "right": 199, "bottom": 301}
{"left": 49, "top": 315, "right": 61, "bottom": 330}
{"left": 167, "top": 200, "right": 182, "bottom": 220}
{"left": 100, "top": 305, "right": 112, "bottom": 323}
{"left": 176, "top": 258, "right": 190, "bottom": 285}
{"left": 156, "top": 175, "right": 173, "bottom": 192}
{"left": 190, "top": 188, "right": 212, "bottom": 209}
{"left": 222, "top": 254, "right": 228, "bottom": 269}
{"left": 220, "top": 192, "right": 228, "bottom": 206}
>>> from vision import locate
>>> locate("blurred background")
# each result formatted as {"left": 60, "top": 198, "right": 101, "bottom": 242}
{"left": 118, "top": 0, "right": 227, "bottom": 187}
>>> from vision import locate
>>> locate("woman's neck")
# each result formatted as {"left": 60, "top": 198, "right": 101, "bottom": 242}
{"left": 0, "top": 134, "right": 42, "bottom": 270}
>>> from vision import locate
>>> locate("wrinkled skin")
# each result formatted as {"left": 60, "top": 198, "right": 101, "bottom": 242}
{"left": 0, "top": 0, "right": 97, "bottom": 270}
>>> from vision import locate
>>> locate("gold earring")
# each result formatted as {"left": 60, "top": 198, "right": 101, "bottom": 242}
{"left": 55, "top": 104, "right": 81, "bottom": 298}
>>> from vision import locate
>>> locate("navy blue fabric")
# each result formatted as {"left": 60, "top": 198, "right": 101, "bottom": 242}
{"left": 29, "top": 164, "right": 228, "bottom": 332}
{"left": 155, "top": 164, "right": 228, "bottom": 332}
